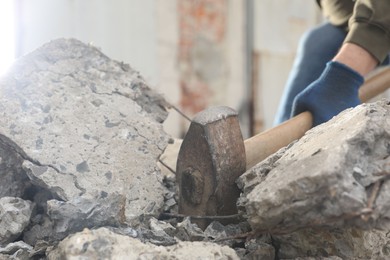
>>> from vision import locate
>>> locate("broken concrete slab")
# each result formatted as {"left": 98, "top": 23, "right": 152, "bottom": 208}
{"left": 47, "top": 227, "right": 240, "bottom": 260}
{"left": 238, "top": 100, "right": 390, "bottom": 233}
{"left": 0, "top": 38, "right": 171, "bottom": 237}
{"left": 0, "top": 38, "right": 277, "bottom": 258}
{"left": 0, "top": 197, "right": 33, "bottom": 246}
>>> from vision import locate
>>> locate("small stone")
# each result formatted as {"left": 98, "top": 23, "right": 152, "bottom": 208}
{"left": 0, "top": 241, "right": 33, "bottom": 255}
{"left": 175, "top": 217, "right": 205, "bottom": 241}
{"left": 149, "top": 217, "right": 176, "bottom": 236}
{"left": 0, "top": 197, "right": 33, "bottom": 246}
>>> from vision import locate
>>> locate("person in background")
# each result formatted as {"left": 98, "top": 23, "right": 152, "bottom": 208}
{"left": 274, "top": 0, "right": 390, "bottom": 126}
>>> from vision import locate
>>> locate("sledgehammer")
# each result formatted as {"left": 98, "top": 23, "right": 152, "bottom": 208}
{"left": 175, "top": 66, "right": 390, "bottom": 229}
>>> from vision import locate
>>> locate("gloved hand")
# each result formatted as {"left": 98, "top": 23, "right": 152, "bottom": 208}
{"left": 291, "top": 61, "right": 364, "bottom": 126}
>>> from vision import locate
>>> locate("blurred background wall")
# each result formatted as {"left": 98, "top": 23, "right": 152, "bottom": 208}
{"left": 2, "top": 0, "right": 322, "bottom": 138}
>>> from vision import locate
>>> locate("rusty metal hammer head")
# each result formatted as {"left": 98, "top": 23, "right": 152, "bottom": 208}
{"left": 176, "top": 106, "right": 245, "bottom": 228}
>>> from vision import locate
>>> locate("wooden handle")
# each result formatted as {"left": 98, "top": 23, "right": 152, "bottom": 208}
{"left": 359, "top": 66, "right": 390, "bottom": 102}
{"left": 245, "top": 111, "right": 312, "bottom": 169}
{"left": 245, "top": 66, "right": 390, "bottom": 169}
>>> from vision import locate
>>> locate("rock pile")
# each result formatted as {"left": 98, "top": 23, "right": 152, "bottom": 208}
{"left": 1, "top": 38, "right": 389, "bottom": 259}
{"left": 238, "top": 100, "right": 390, "bottom": 259}
{"left": 0, "top": 38, "right": 249, "bottom": 260}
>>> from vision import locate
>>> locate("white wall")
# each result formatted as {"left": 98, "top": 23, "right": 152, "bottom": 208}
{"left": 0, "top": 0, "right": 15, "bottom": 76}
{"left": 155, "top": 0, "right": 181, "bottom": 137}
{"left": 226, "top": 0, "right": 246, "bottom": 116}
{"left": 253, "top": 0, "right": 321, "bottom": 130}
{"left": 16, "top": 0, "right": 158, "bottom": 86}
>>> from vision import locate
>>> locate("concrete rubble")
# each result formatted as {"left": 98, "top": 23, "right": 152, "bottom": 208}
{"left": 0, "top": 37, "right": 170, "bottom": 235}
{"left": 0, "top": 38, "right": 390, "bottom": 259}
{"left": 0, "top": 38, "right": 243, "bottom": 259}
{"left": 238, "top": 100, "right": 390, "bottom": 259}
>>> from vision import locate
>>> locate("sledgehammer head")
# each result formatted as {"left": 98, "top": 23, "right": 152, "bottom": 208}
{"left": 176, "top": 106, "right": 246, "bottom": 228}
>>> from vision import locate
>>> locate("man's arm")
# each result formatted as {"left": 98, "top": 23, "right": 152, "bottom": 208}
{"left": 332, "top": 43, "right": 377, "bottom": 76}
{"left": 290, "top": 42, "right": 374, "bottom": 126}
{"left": 290, "top": 0, "right": 390, "bottom": 126}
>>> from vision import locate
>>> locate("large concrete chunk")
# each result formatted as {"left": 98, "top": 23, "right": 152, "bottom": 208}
{"left": 0, "top": 38, "right": 170, "bottom": 231}
{"left": 47, "top": 227, "right": 240, "bottom": 260}
{"left": 238, "top": 100, "right": 390, "bottom": 232}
